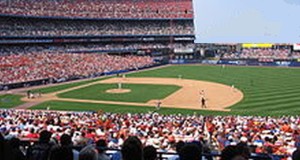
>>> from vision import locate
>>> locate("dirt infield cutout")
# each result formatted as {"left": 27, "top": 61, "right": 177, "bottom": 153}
{"left": 19, "top": 77, "right": 244, "bottom": 111}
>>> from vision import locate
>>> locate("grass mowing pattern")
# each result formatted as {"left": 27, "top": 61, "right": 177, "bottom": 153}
{"left": 29, "top": 65, "right": 300, "bottom": 116}
{"left": 0, "top": 94, "right": 24, "bottom": 108}
{"left": 128, "top": 65, "right": 300, "bottom": 116}
{"left": 32, "top": 77, "right": 108, "bottom": 94}
{"left": 31, "top": 100, "right": 231, "bottom": 115}
{"left": 58, "top": 84, "right": 181, "bottom": 103}
{"left": 31, "top": 100, "right": 299, "bottom": 116}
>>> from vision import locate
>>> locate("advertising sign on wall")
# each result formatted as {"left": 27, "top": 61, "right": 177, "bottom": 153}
{"left": 242, "top": 43, "right": 273, "bottom": 48}
{"left": 293, "top": 44, "right": 300, "bottom": 50}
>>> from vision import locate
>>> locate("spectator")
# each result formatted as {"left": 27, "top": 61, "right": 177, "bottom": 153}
{"left": 236, "top": 142, "right": 250, "bottom": 160}
{"left": 0, "top": 133, "right": 8, "bottom": 160}
{"left": 165, "top": 141, "right": 185, "bottom": 160}
{"left": 0, "top": 51, "right": 155, "bottom": 85}
{"left": 121, "top": 136, "right": 143, "bottom": 160}
{"left": 0, "top": 17, "right": 194, "bottom": 37}
{"left": 27, "top": 130, "right": 54, "bottom": 160}
{"left": 0, "top": 110, "right": 299, "bottom": 158}
{"left": 7, "top": 137, "right": 26, "bottom": 160}
{"left": 50, "top": 146, "right": 73, "bottom": 160}
{"left": 96, "top": 139, "right": 110, "bottom": 160}
{"left": 292, "top": 149, "right": 300, "bottom": 160}
{"left": 221, "top": 145, "right": 239, "bottom": 160}
{"left": 0, "top": 0, "right": 193, "bottom": 19}
{"left": 179, "top": 143, "right": 202, "bottom": 160}
{"left": 175, "top": 141, "right": 185, "bottom": 154}
{"left": 79, "top": 145, "right": 98, "bottom": 160}
{"left": 60, "top": 134, "right": 79, "bottom": 160}
{"left": 222, "top": 48, "right": 291, "bottom": 60}
{"left": 143, "top": 145, "right": 158, "bottom": 160}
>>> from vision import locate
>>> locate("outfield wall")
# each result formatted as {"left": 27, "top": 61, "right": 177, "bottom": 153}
{"left": 170, "top": 59, "right": 300, "bottom": 67}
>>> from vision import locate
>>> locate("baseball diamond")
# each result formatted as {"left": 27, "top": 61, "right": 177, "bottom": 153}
{"left": 1, "top": 65, "right": 299, "bottom": 116}
{"left": 1, "top": 0, "right": 300, "bottom": 159}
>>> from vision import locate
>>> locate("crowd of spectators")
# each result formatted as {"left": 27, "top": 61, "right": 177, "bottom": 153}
{"left": 222, "top": 48, "right": 292, "bottom": 60}
{"left": 0, "top": 53, "right": 154, "bottom": 85}
{"left": 0, "top": 17, "right": 194, "bottom": 37}
{"left": 0, "top": 44, "right": 192, "bottom": 58}
{"left": 291, "top": 52, "right": 300, "bottom": 59}
{"left": 0, "top": 42, "right": 197, "bottom": 85}
{"left": 221, "top": 52, "right": 240, "bottom": 60}
{"left": 0, "top": 0, "right": 193, "bottom": 19}
{"left": 0, "top": 110, "right": 299, "bottom": 159}
{"left": 65, "top": 43, "right": 195, "bottom": 52}
{"left": 0, "top": 43, "right": 194, "bottom": 55}
{"left": 240, "top": 49, "right": 290, "bottom": 60}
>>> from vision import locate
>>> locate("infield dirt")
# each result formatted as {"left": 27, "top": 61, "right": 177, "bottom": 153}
{"left": 17, "top": 77, "right": 244, "bottom": 111}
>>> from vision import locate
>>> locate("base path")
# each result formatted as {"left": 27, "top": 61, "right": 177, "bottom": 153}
{"left": 101, "top": 78, "right": 244, "bottom": 111}
{"left": 19, "top": 77, "right": 244, "bottom": 111}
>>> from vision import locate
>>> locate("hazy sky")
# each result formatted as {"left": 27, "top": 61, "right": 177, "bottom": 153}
{"left": 193, "top": 0, "right": 300, "bottom": 43}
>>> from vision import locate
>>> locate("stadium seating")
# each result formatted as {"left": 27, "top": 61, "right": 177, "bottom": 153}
{"left": 0, "top": 17, "right": 194, "bottom": 37}
{"left": 240, "top": 48, "right": 290, "bottom": 60}
{"left": 0, "top": 43, "right": 194, "bottom": 55}
{"left": 0, "top": 43, "right": 195, "bottom": 85}
{"left": 0, "top": 53, "right": 154, "bottom": 84}
{"left": 0, "top": 110, "right": 298, "bottom": 159}
{"left": 0, "top": 0, "right": 194, "bottom": 19}
{"left": 291, "top": 52, "right": 300, "bottom": 59}
{"left": 222, "top": 48, "right": 291, "bottom": 60}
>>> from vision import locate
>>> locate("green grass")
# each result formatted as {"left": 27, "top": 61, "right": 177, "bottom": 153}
{"left": 127, "top": 65, "right": 300, "bottom": 115}
{"left": 29, "top": 65, "right": 300, "bottom": 116}
{"left": 30, "top": 100, "right": 298, "bottom": 116}
{"left": 32, "top": 77, "right": 108, "bottom": 94}
{"left": 58, "top": 83, "right": 181, "bottom": 103}
{"left": 30, "top": 100, "right": 231, "bottom": 115}
{"left": 0, "top": 94, "right": 24, "bottom": 108}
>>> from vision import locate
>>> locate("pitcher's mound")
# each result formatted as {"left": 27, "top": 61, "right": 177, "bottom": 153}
{"left": 106, "top": 89, "right": 131, "bottom": 94}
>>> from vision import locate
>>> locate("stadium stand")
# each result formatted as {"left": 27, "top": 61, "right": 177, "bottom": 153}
{"left": 0, "top": 17, "right": 194, "bottom": 37}
{"left": 291, "top": 52, "right": 300, "bottom": 59}
{"left": 0, "top": 0, "right": 195, "bottom": 87}
{"left": 0, "top": 52, "right": 154, "bottom": 85}
{"left": 0, "top": 43, "right": 194, "bottom": 55}
{"left": 0, "top": 0, "right": 193, "bottom": 19}
{"left": 222, "top": 48, "right": 291, "bottom": 60}
{"left": 240, "top": 48, "right": 290, "bottom": 60}
{"left": 0, "top": 110, "right": 298, "bottom": 159}
{"left": 1, "top": 1, "right": 300, "bottom": 160}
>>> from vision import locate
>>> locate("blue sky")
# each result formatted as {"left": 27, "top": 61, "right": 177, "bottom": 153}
{"left": 193, "top": 0, "right": 300, "bottom": 43}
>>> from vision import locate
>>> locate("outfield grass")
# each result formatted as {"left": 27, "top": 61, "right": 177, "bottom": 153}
{"left": 29, "top": 65, "right": 300, "bottom": 116}
{"left": 128, "top": 65, "right": 300, "bottom": 115}
{"left": 0, "top": 94, "right": 24, "bottom": 108}
{"left": 58, "top": 83, "right": 181, "bottom": 103}
{"left": 31, "top": 100, "right": 297, "bottom": 116}
{"left": 31, "top": 100, "right": 232, "bottom": 115}
{"left": 32, "top": 77, "right": 108, "bottom": 94}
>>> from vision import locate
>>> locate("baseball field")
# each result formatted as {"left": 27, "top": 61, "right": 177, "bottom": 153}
{"left": 1, "top": 65, "right": 300, "bottom": 116}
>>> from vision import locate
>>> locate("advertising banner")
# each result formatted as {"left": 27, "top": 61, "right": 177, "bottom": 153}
{"left": 293, "top": 44, "right": 300, "bottom": 50}
{"left": 174, "top": 48, "right": 194, "bottom": 53}
{"left": 242, "top": 43, "right": 273, "bottom": 48}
